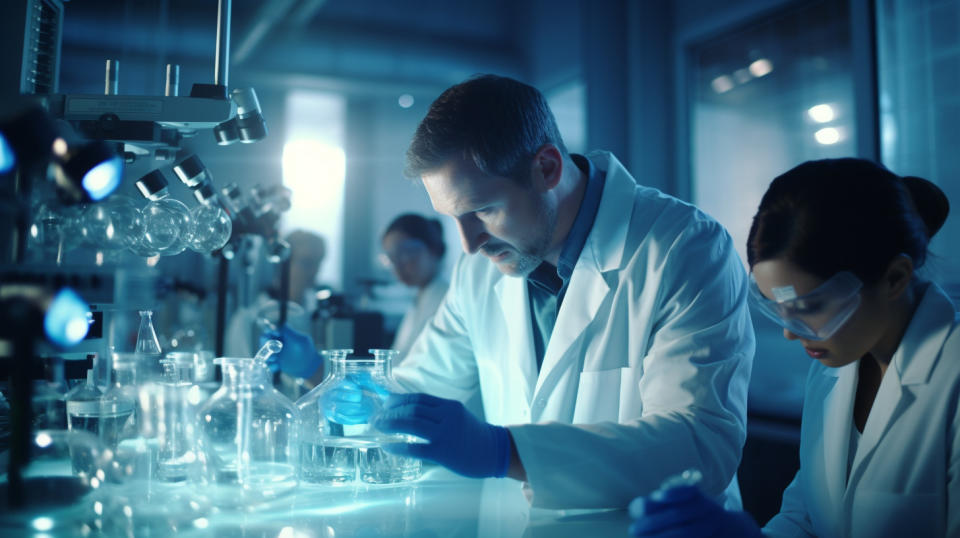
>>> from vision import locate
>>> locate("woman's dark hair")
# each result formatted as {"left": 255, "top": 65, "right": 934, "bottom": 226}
{"left": 747, "top": 158, "right": 950, "bottom": 284}
{"left": 404, "top": 74, "right": 568, "bottom": 184}
{"left": 383, "top": 213, "right": 446, "bottom": 259}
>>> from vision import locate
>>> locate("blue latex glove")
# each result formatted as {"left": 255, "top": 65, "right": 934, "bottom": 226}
{"left": 321, "top": 372, "right": 390, "bottom": 425}
{"left": 628, "top": 485, "right": 763, "bottom": 538}
{"left": 374, "top": 393, "right": 512, "bottom": 479}
{"left": 259, "top": 325, "right": 321, "bottom": 379}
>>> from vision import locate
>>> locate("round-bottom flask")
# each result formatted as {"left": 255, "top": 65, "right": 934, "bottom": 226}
{"left": 194, "top": 357, "right": 299, "bottom": 505}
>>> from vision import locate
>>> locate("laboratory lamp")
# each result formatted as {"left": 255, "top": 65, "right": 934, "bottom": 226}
{"left": 1, "top": 106, "right": 122, "bottom": 203}
{"left": 0, "top": 283, "right": 92, "bottom": 509}
{"left": 51, "top": 138, "right": 123, "bottom": 202}
{"left": 0, "top": 107, "right": 59, "bottom": 176}
{"left": 0, "top": 132, "right": 15, "bottom": 174}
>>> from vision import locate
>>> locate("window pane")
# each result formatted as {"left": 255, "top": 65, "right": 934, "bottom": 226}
{"left": 687, "top": 1, "right": 854, "bottom": 421}
{"left": 878, "top": 0, "right": 960, "bottom": 289}
{"left": 690, "top": 1, "right": 854, "bottom": 268}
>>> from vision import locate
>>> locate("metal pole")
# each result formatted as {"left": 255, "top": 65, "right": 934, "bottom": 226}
{"left": 214, "top": 0, "right": 231, "bottom": 87}
{"left": 215, "top": 254, "right": 229, "bottom": 357}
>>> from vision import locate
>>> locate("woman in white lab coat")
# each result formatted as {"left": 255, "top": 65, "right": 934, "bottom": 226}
{"left": 380, "top": 213, "right": 449, "bottom": 359}
{"left": 629, "top": 158, "right": 957, "bottom": 537}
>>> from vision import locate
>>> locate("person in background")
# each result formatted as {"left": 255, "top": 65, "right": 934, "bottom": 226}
{"left": 629, "top": 158, "right": 957, "bottom": 537}
{"left": 226, "top": 230, "right": 326, "bottom": 381}
{"left": 380, "top": 213, "right": 449, "bottom": 359}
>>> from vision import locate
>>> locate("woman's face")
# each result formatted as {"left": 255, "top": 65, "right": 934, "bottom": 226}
{"left": 382, "top": 230, "right": 439, "bottom": 288}
{"left": 751, "top": 258, "right": 892, "bottom": 368}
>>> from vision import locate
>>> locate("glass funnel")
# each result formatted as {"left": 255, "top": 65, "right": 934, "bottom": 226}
{"left": 194, "top": 357, "right": 298, "bottom": 505}
{"left": 295, "top": 349, "right": 421, "bottom": 485}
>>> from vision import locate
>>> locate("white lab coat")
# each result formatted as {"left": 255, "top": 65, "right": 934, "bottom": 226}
{"left": 394, "top": 151, "right": 754, "bottom": 509}
{"left": 392, "top": 276, "right": 449, "bottom": 359}
{"left": 764, "top": 282, "right": 960, "bottom": 538}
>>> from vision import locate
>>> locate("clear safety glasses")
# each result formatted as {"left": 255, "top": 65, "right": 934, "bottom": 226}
{"left": 748, "top": 271, "right": 863, "bottom": 341}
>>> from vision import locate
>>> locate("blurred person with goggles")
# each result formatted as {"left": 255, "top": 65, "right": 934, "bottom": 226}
{"left": 629, "top": 158, "right": 959, "bottom": 538}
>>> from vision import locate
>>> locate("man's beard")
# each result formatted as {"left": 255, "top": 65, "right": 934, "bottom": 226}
{"left": 487, "top": 194, "right": 556, "bottom": 277}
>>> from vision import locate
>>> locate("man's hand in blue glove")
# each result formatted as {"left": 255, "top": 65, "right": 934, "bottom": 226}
{"left": 628, "top": 484, "right": 763, "bottom": 538}
{"left": 259, "top": 325, "right": 321, "bottom": 379}
{"left": 374, "top": 393, "right": 512, "bottom": 479}
{"left": 321, "top": 372, "right": 389, "bottom": 425}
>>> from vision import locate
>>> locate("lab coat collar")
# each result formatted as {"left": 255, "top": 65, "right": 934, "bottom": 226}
{"left": 821, "top": 361, "right": 857, "bottom": 506}
{"left": 532, "top": 152, "right": 631, "bottom": 407}
{"left": 893, "top": 281, "right": 957, "bottom": 386}
{"left": 582, "top": 151, "right": 634, "bottom": 273}
{"left": 846, "top": 282, "right": 956, "bottom": 493}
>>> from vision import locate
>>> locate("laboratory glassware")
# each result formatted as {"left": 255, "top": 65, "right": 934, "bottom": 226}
{"left": 296, "top": 349, "right": 422, "bottom": 485}
{"left": 135, "top": 310, "right": 163, "bottom": 378}
{"left": 135, "top": 170, "right": 193, "bottom": 256}
{"left": 99, "top": 352, "right": 140, "bottom": 482}
{"left": 137, "top": 361, "right": 197, "bottom": 483}
{"left": 65, "top": 370, "right": 103, "bottom": 473}
{"left": 186, "top": 183, "right": 232, "bottom": 254}
{"left": 194, "top": 357, "right": 299, "bottom": 505}
{"left": 80, "top": 203, "right": 125, "bottom": 251}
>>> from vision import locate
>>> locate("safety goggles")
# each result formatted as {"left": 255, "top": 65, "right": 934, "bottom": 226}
{"left": 748, "top": 271, "right": 863, "bottom": 341}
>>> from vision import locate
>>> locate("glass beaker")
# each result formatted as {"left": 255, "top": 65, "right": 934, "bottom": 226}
{"left": 65, "top": 370, "right": 102, "bottom": 474}
{"left": 194, "top": 357, "right": 298, "bottom": 505}
{"left": 295, "top": 349, "right": 421, "bottom": 485}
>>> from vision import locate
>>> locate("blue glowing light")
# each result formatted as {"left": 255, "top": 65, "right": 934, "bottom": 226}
{"left": 82, "top": 156, "right": 123, "bottom": 201}
{"left": 44, "top": 288, "right": 91, "bottom": 347}
{"left": 0, "top": 132, "right": 15, "bottom": 174}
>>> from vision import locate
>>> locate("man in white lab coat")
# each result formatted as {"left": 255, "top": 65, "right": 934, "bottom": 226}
{"left": 370, "top": 74, "right": 755, "bottom": 510}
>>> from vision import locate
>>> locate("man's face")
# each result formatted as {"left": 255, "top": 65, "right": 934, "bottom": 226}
{"left": 422, "top": 157, "right": 556, "bottom": 277}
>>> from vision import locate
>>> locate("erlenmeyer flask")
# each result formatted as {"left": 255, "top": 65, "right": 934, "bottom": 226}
{"left": 135, "top": 310, "right": 163, "bottom": 378}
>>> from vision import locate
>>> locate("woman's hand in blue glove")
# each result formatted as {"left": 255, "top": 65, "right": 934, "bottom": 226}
{"left": 374, "top": 393, "right": 512, "bottom": 479}
{"left": 629, "top": 484, "right": 763, "bottom": 538}
{"left": 259, "top": 325, "right": 321, "bottom": 379}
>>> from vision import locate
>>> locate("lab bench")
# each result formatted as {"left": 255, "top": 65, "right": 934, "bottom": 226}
{"left": 3, "top": 465, "right": 631, "bottom": 537}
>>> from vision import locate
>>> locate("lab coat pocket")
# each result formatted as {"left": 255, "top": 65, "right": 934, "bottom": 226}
{"left": 573, "top": 367, "right": 635, "bottom": 424}
{"left": 849, "top": 489, "right": 940, "bottom": 538}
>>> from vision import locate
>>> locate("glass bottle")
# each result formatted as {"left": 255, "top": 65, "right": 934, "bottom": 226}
{"left": 99, "top": 353, "right": 138, "bottom": 474}
{"left": 65, "top": 369, "right": 102, "bottom": 437}
{"left": 135, "top": 310, "right": 163, "bottom": 378}
{"left": 295, "top": 349, "right": 421, "bottom": 485}
{"left": 194, "top": 357, "right": 298, "bottom": 505}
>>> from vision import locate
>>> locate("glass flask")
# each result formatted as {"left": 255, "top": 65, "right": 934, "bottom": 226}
{"left": 80, "top": 203, "right": 125, "bottom": 251}
{"left": 194, "top": 357, "right": 299, "bottom": 505}
{"left": 136, "top": 310, "right": 163, "bottom": 378}
{"left": 102, "top": 194, "right": 146, "bottom": 252}
{"left": 296, "top": 349, "right": 421, "bottom": 485}
{"left": 65, "top": 370, "right": 103, "bottom": 473}
{"left": 135, "top": 170, "right": 193, "bottom": 256}
{"left": 186, "top": 183, "right": 232, "bottom": 254}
